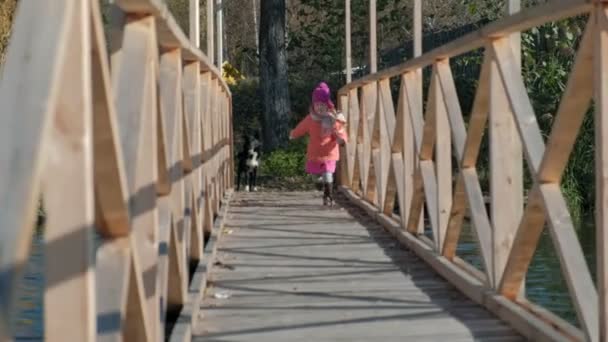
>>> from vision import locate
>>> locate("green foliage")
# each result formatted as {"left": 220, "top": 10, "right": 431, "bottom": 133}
{"left": 230, "top": 78, "right": 309, "bottom": 183}
{"left": 165, "top": 0, "right": 190, "bottom": 34}
{"left": 288, "top": 0, "right": 346, "bottom": 80}
{"left": 561, "top": 112, "right": 595, "bottom": 219}
{"left": 260, "top": 140, "right": 308, "bottom": 178}
{"left": 287, "top": 0, "right": 347, "bottom": 118}
{"left": 447, "top": 14, "right": 593, "bottom": 217}
{"left": 279, "top": 1, "right": 593, "bottom": 217}
{"left": 230, "top": 78, "right": 263, "bottom": 148}
{"left": 254, "top": 140, "right": 313, "bottom": 191}
{"left": 523, "top": 16, "right": 594, "bottom": 218}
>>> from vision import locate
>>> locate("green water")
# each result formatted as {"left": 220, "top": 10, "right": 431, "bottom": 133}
{"left": 12, "top": 216, "right": 596, "bottom": 338}
{"left": 455, "top": 217, "right": 596, "bottom": 326}
{"left": 13, "top": 231, "right": 44, "bottom": 341}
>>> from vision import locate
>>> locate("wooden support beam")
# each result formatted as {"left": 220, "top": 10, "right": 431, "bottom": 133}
{"left": 433, "top": 64, "right": 452, "bottom": 253}
{"left": 372, "top": 79, "right": 393, "bottom": 210}
{"left": 489, "top": 42, "right": 523, "bottom": 288}
{"left": 359, "top": 83, "right": 376, "bottom": 202}
{"left": 347, "top": 89, "right": 360, "bottom": 187}
{"left": 45, "top": 1, "right": 95, "bottom": 340}
{"left": 91, "top": 0, "right": 130, "bottom": 237}
{"left": 396, "top": 76, "right": 413, "bottom": 231}
{"left": 405, "top": 71, "right": 441, "bottom": 242}
{"left": 96, "top": 238, "right": 131, "bottom": 342}
{"left": 0, "top": 0, "right": 74, "bottom": 336}
{"left": 386, "top": 77, "right": 405, "bottom": 219}
{"left": 413, "top": 1, "right": 424, "bottom": 236}
{"left": 499, "top": 18, "right": 594, "bottom": 302}
{"left": 113, "top": 16, "right": 160, "bottom": 340}
{"left": 182, "top": 104, "right": 193, "bottom": 172}
{"left": 167, "top": 216, "right": 187, "bottom": 310}
{"left": 492, "top": 36, "right": 598, "bottom": 341}
{"left": 596, "top": 5, "right": 608, "bottom": 341}
{"left": 436, "top": 58, "right": 492, "bottom": 280}
{"left": 402, "top": 72, "right": 424, "bottom": 235}
{"left": 123, "top": 242, "right": 151, "bottom": 342}
{"left": 338, "top": 94, "right": 349, "bottom": 186}
{"left": 165, "top": 51, "right": 188, "bottom": 308}
{"left": 184, "top": 62, "right": 203, "bottom": 260}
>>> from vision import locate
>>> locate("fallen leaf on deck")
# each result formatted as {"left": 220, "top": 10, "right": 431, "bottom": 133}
{"left": 214, "top": 291, "right": 231, "bottom": 299}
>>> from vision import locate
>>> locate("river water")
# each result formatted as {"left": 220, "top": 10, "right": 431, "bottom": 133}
{"left": 13, "top": 229, "right": 44, "bottom": 341}
{"left": 455, "top": 217, "right": 596, "bottom": 326}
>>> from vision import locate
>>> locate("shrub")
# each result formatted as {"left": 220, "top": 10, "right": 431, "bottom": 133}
{"left": 260, "top": 139, "right": 308, "bottom": 178}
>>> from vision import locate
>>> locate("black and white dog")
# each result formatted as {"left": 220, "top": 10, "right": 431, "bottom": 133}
{"left": 237, "top": 135, "right": 261, "bottom": 192}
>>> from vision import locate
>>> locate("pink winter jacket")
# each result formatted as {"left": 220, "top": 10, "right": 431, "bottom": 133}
{"left": 289, "top": 114, "right": 347, "bottom": 162}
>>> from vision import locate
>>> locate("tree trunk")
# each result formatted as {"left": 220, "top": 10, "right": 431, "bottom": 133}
{"left": 259, "top": 0, "right": 290, "bottom": 151}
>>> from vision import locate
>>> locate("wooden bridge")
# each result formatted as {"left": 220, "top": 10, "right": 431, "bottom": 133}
{"left": 0, "top": 0, "right": 606, "bottom": 341}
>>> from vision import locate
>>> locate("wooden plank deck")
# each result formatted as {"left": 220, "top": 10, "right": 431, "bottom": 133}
{"left": 193, "top": 192, "right": 523, "bottom": 341}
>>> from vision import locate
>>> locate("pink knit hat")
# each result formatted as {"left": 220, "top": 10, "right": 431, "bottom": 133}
{"left": 312, "top": 82, "right": 334, "bottom": 109}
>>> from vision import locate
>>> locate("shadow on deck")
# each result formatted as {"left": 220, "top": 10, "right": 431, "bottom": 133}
{"left": 193, "top": 191, "right": 523, "bottom": 341}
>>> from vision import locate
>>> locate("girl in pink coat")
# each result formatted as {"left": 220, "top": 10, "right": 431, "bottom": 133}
{"left": 290, "top": 82, "right": 347, "bottom": 206}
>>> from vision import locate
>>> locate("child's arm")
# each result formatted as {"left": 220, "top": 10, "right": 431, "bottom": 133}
{"left": 289, "top": 116, "right": 310, "bottom": 140}
{"left": 334, "top": 122, "right": 348, "bottom": 145}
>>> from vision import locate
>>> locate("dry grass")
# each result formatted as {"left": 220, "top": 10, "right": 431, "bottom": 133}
{"left": 0, "top": 0, "right": 17, "bottom": 65}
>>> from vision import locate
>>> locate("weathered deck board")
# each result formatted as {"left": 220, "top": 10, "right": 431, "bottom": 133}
{"left": 194, "top": 192, "right": 523, "bottom": 341}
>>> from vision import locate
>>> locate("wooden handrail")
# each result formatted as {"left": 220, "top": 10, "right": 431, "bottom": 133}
{"left": 115, "top": 0, "right": 231, "bottom": 94}
{"left": 338, "top": 0, "right": 591, "bottom": 95}
{"left": 0, "top": 0, "right": 233, "bottom": 341}
{"left": 338, "top": 1, "right": 606, "bottom": 341}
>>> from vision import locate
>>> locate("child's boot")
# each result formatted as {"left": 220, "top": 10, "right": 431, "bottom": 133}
{"left": 323, "top": 183, "right": 334, "bottom": 206}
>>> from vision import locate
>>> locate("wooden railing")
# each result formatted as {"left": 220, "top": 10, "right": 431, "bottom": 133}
{"left": 338, "top": 1, "right": 607, "bottom": 341}
{"left": 0, "top": 0, "right": 233, "bottom": 341}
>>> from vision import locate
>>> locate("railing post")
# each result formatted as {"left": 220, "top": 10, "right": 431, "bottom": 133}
{"left": 413, "top": 0, "right": 421, "bottom": 58}
{"left": 509, "top": 0, "right": 522, "bottom": 69}
{"left": 489, "top": 0, "right": 523, "bottom": 289}
{"left": 229, "top": 97, "right": 234, "bottom": 189}
{"left": 216, "top": 0, "right": 224, "bottom": 67}
{"left": 433, "top": 65, "right": 452, "bottom": 253}
{"left": 190, "top": 0, "right": 200, "bottom": 47}
{"left": 362, "top": 0, "right": 379, "bottom": 204}
{"left": 411, "top": 0, "right": 424, "bottom": 235}
{"left": 342, "top": 0, "right": 352, "bottom": 189}
{"left": 45, "top": 1, "right": 97, "bottom": 340}
{"left": 369, "top": 0, "right": 377, "bottom": 73}
{"left": 345, "top": 0, "right": 351, "bottom": 83}
{"left": 207, "top": 0, "right": 215, "bottom": 65}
